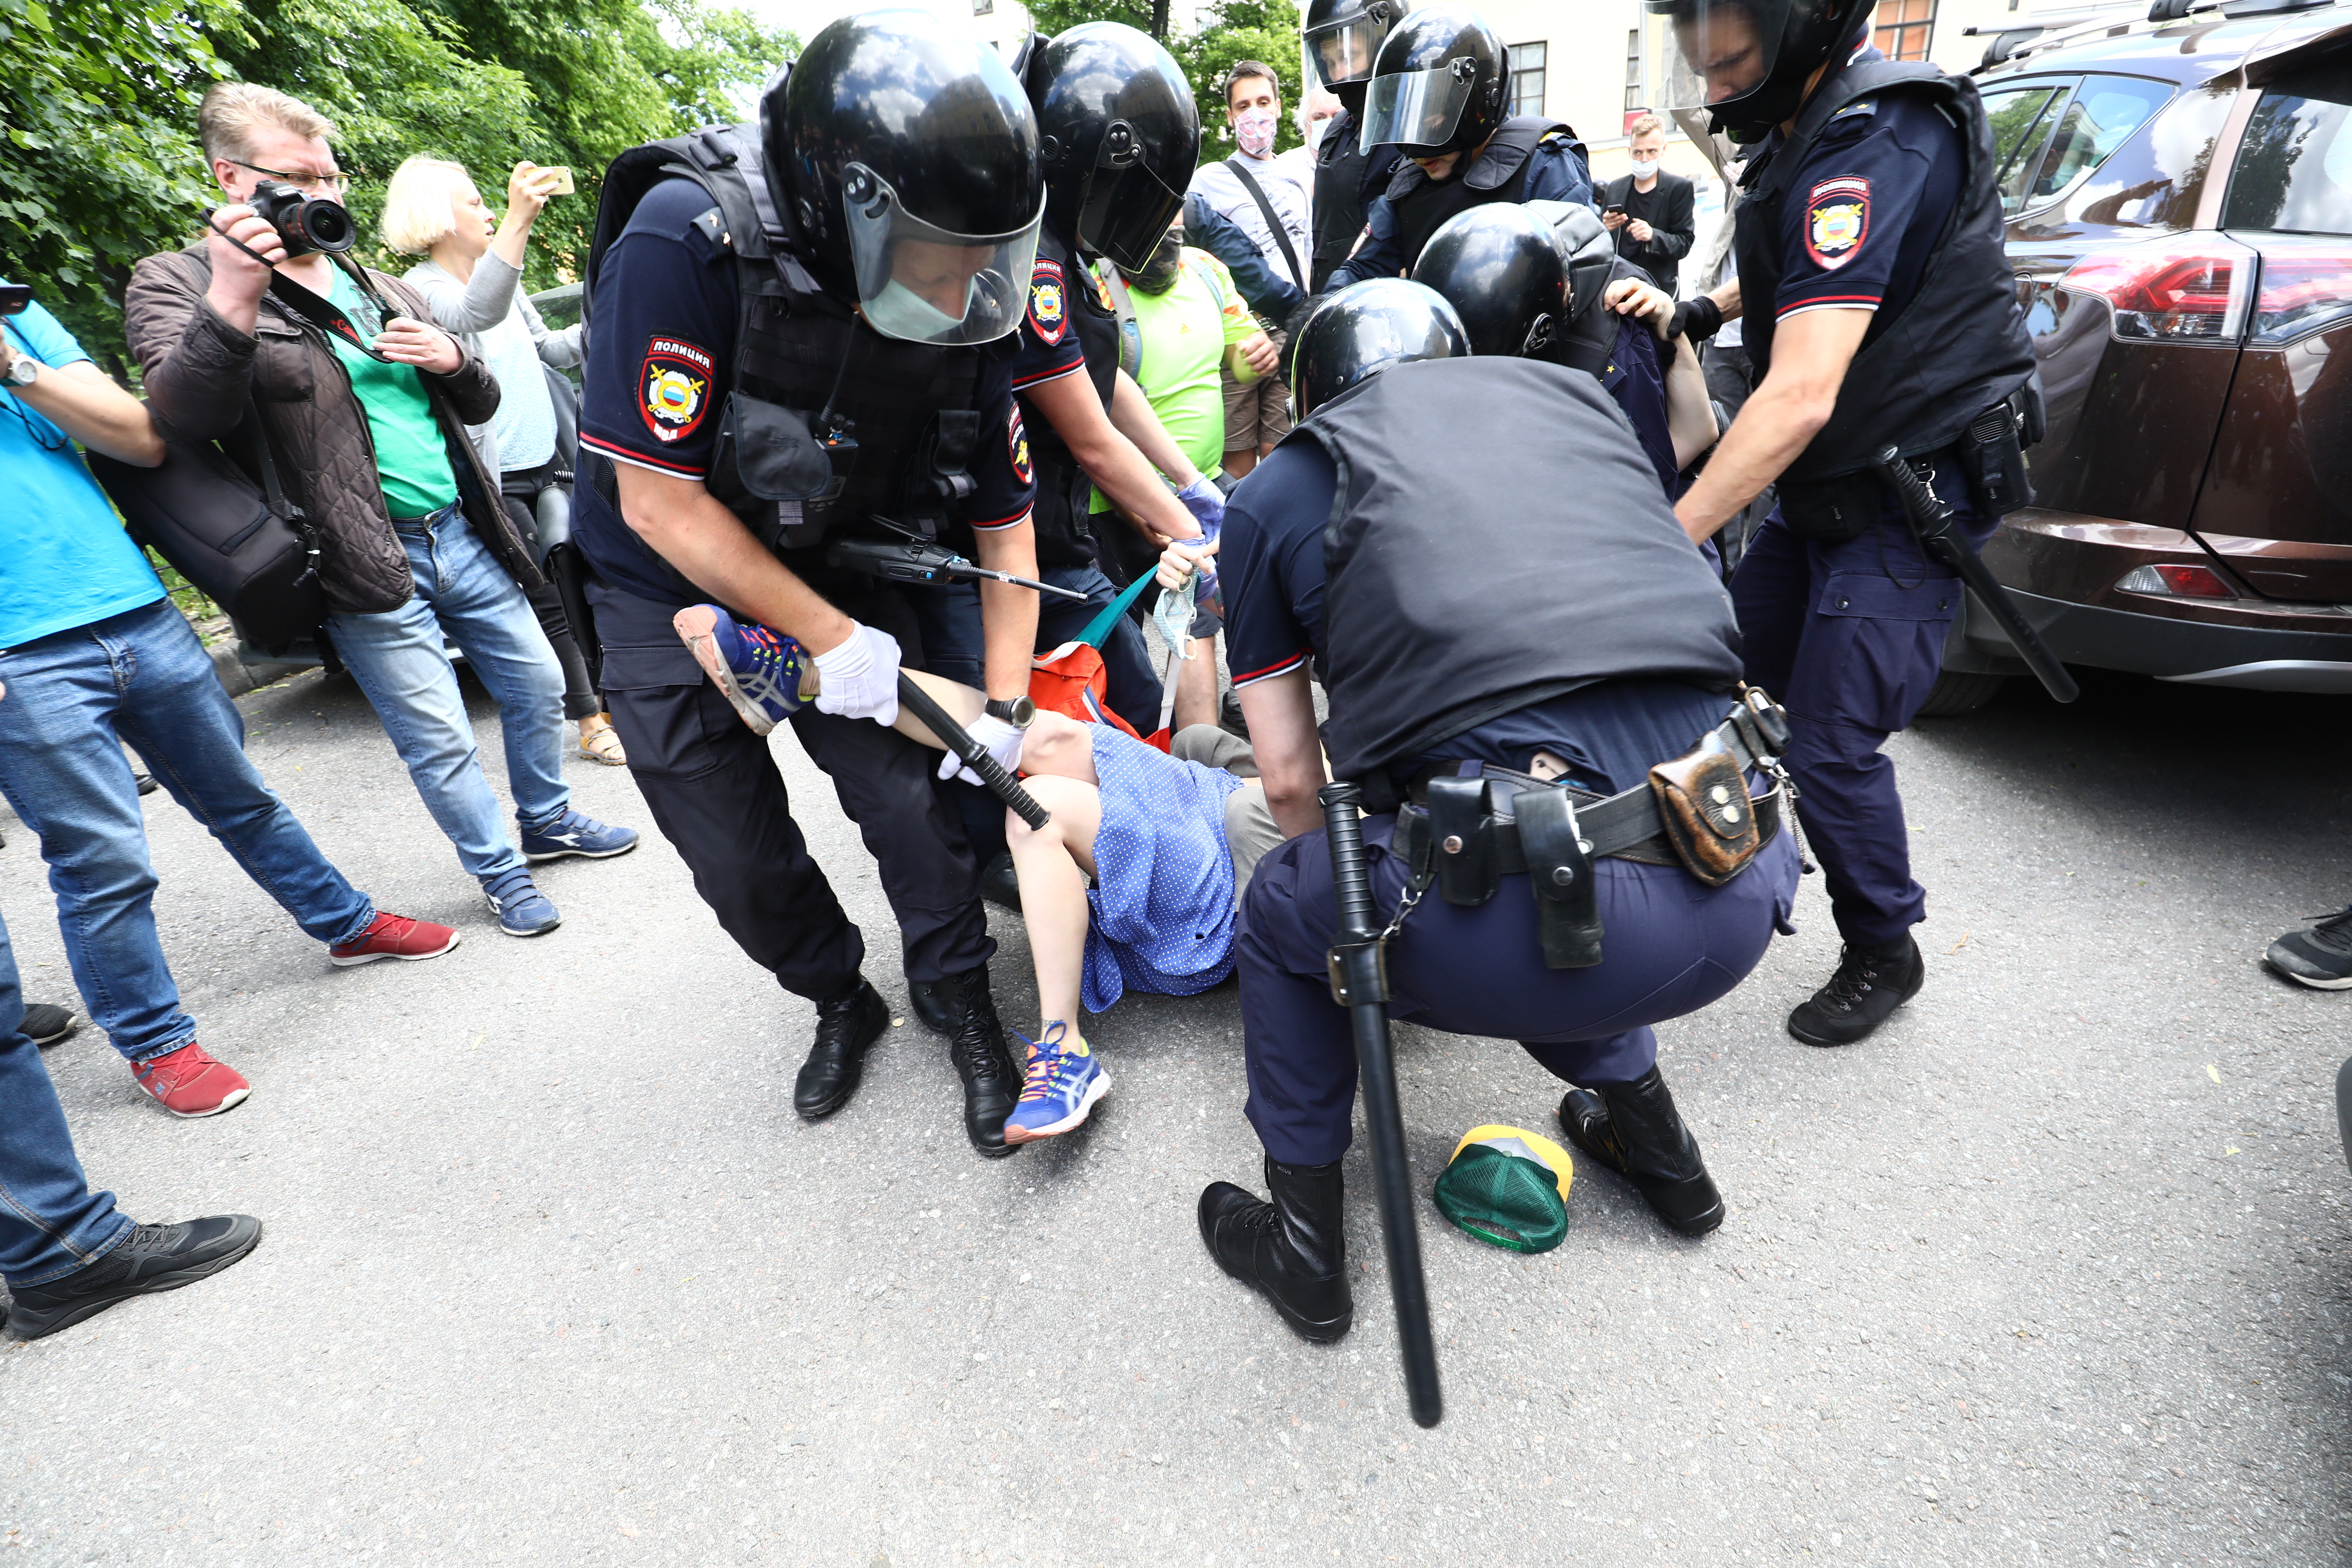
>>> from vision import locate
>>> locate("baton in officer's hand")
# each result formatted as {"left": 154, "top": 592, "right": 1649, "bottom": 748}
{"left": 1875, "top": 446, "right": 2080, "bottom": 705}
{"left": 1319, "top": 780, "right": 1444, "bottom": 1429}
{"left": 896, "top": 674, "right": 1051, "bottom": 831}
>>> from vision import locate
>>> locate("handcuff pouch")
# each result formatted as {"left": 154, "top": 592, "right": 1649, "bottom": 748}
{"left": 1649, "top": 730, "right": 1762, "bottom": 887}
{"left": 1517, "top": 787, "right": 1603, "bottom": 969}
{"left": 1425, "top": 773, "right": 1501, "bottom": 908}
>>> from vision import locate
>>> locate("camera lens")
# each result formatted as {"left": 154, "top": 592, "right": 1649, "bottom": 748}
{"left": 301, "top": 199, "right": 356, "bottom": 254}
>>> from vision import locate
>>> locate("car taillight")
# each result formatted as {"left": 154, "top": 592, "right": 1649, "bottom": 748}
{"left": 2062, "top": 238, "right": 2256, "bottom": 342}
{"left": 2247, "top": 241, "right": 2352, "bottom": 345}
{"left": 2117, "top": 563, "right": 2239, "bottom": 599}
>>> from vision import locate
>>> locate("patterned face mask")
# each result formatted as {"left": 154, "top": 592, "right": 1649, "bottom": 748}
{"left": 1233, "top": 106, "right": 1278, "bottom": 158}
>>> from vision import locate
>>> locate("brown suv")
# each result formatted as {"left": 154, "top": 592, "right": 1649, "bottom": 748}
{"left": 1924, "top": 0, "right": 2352, "bottom": 713}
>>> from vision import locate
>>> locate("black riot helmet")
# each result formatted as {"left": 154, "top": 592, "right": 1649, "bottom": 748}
{"left": 1304, "top": 0, "right": 1410, "bottom": 92}
{"left": 1026, "top": 23, "right": 1201, "bottom": 272}
{"left": 766, "top": 10, "right": 1045, "bottom": 345}
{"left": 1410, "top": 205, "right": 1565, "bottom": 358}
{"left": 1526, "top": 200, "right": 1622, "bottom": 319}
{"left": 1290, "top": 278, "right": 1470, "bottom": 417}
{"left": 1641, "top": 0, "right": 1872, "bottom": 140}
{"left": 1357, "top": 4, "right": 1507, "bottom": 160}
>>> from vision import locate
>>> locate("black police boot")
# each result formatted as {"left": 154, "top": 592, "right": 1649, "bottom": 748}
{"left": 932, "top": 965, "right": 1020, "bottom": 1157}
{"left": 980, "top": 851, "right": 1022, "bottom": 914}
{"left": 793, "top": 977, "right": 889, "bottom": 1120}
{"left": 1198, "top": 1157, "right": 1354, "bottom": 1344}
{"left": 1557, "top": 1066, "right": 1724, "bottom": 1237}
{"left": 1786, "top": 935, "right": 1925, "bottom": 1047}
{"left": 907, "top": 977, "right": 954, "bottom": 1035}
{"left": 5, "top": 1216, "right": 262, "bottom": 1341}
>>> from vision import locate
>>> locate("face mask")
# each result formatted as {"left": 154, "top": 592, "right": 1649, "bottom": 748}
{"left": 866, "top": 276, "right": 969, "bottom": 342}
{"left": 1304, "top": 116, "right": 1329, "bottom": 154}
{"left": 1122, "top": 232, "right": 1184, "bottom": 294}
{"left": 1234, "top": 106, "right": 1278, "bottom": 158}
{"left": 1629, "top": 155, "right": 1660, "bottom": 177}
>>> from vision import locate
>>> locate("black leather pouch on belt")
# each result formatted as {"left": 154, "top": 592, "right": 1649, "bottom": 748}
{"left": 1425, "top": 774, "right": 1502, "bottom": 907}
{"left": 1648, "top": 730, "right": 1763, "bottom": 887}
{"left": 1777, "top": 468, "right": 1881, "bottom": 544}
{"left": 1516, "top": 788, "right": 1603, "bottom": 969}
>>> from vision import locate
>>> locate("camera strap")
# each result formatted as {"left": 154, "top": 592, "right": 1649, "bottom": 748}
{"left": 202, "top": 214, "right": 404, "bottom": 365}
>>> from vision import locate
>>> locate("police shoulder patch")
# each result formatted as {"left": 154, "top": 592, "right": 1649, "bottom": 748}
{"left": 1804, "top": 177, "right": 1870, "bottom": 270}
{"left": 1028, "top": 257, "right": 1068, "bottom": 345}
{"left": 639, "top": 336, "right": 714, "bottom": 443}
{"left": 1007, "top": 405, "right": 1033, "bottom": 486}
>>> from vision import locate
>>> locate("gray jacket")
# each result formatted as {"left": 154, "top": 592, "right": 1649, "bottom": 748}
{"left": 403, "top": 253, "right": 581, "bottom": 479}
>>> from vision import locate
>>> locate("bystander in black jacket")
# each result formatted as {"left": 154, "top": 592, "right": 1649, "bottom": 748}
{"left": 1601, "top": 168, "right": 1695, "bottom": 297}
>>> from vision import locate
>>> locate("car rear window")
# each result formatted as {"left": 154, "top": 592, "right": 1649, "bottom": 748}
{"left": 2222, "top": 61, "right": 2352, "bottom": 235}
{"left": 2027, "top": 77, "right": 2173, "bottom": 203}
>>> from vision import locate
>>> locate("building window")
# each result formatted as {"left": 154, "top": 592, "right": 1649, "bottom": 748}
{"left": 1873, "top": 0, "right": 1936, "bottom": 61}
{"left": 1623, "top": 29, "right": 1643, "bottom": 112}
{"left": 972, "top": 0, "right": 992, "bottom": 12}
{"left": 1508, "top": 41, "right": 1547, "bottom": 117}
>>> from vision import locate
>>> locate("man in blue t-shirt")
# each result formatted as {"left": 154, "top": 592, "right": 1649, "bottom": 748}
{"left": 0, "top": 288, "right": 458, "bottom": 1130}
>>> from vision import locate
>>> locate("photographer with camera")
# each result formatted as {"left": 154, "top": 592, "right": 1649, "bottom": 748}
{"left": 0, "top": 277, "right": 463, "bottom": 1119}
{"left": 124, "top": 84, "right": 638, "bottom": 942}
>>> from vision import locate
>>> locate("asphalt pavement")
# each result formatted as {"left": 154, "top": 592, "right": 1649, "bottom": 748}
{"left": 2, "top": 659, "right": 2348, "bottom": 1567}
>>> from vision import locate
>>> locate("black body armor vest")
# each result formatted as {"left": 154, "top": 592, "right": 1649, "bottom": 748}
{"left": 1311, "top": 109, "right": 1376, "bottom": 293}
{"left": 1291, "top": 357, "right": 1743, "bottom": 784}
{"left": 582, "top": 126, "right": 994, "bottom": 575}
{"left": 1734, "top": 62, "right": 2033, "bottom": 481}
{"left": 1383, "top": 117, "right": 1579, "bottom": 272}
{"left": 1023, "top": 228, "right": 1122, "bottom": 570}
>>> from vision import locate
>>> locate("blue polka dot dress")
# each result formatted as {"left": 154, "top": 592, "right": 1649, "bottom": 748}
{"left": 1080, "top": 722, "right": 1248, "bottom": 1014}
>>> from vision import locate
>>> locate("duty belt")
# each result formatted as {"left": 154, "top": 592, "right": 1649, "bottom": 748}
{"left": 1385, "top": 693, "right": 1794, "bottom": 970}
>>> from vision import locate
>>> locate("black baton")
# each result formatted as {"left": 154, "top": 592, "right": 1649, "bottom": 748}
{"left": 895, "top": 674, "right": 1051, "bottom": 831}
{"left": 1318, "top": 781, "right": 1443, "bottom": 1429}
{"left": 1875, "top": 446, "right": 2080, "bottom": 704}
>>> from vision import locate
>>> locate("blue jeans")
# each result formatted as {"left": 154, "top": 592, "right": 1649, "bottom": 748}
{"left": 0, "top": 905, "right": 132, "bottom": 1289}
{"left": 327, "top": 506, "right": 569, "bottom": 881}
{"left": 0, "top": 598, "right": 374, "bottom": 1066}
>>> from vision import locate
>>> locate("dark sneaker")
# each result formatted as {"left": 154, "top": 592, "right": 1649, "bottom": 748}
{"left": 1003, "top": 1023, "right": 1109, "bottom": 1144}
{"left": 23, "top": 1003, "right": 78, "bottom": 1048}
{"left": 481, "top": 869, "right": 561, "bottom": 937}
{"left": 1786, "top": 936, "right": 1924, "bottom": 1047}
{"left": 674, "top": 604, "right": 812, "bottom": 736}
{"left": 2266, "top": 907, "right": 2352, "bottom": 989}
{"left": 794, "top": 978, "right": 890, "bottom": 1119}
{"left": 519, "top": 809, "right": 639, "bottom": 863}
{"left": 4, "top": 1217, "right": 262, "bottom": 1341}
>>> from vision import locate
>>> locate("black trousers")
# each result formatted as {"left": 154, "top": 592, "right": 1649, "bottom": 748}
{"left": 501, "top": 462, "right": 601, "bottom": 721}
{"left": 589, "top": 577, "right": 995, "bottom": 999}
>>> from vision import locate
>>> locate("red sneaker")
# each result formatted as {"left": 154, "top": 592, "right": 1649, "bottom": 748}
{"left": 328, "top": 912, "right": 460, "bottom": 967}
{"left": 132, "top": 1044, "right": 251, "bottom": 1118}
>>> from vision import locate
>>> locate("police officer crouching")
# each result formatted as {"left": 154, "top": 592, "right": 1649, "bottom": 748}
{"left": 1198, "top": 281, "right": 1801, "bottom": 1343}
{"left": 571, "top": 12, "right": 1046, "bottom": 1155}
{"left": 1647, "top": 0, "right": 2037, "bottom": 1046}
{"left": 1322, "top": 4, "right": 1592, "bottom": 290}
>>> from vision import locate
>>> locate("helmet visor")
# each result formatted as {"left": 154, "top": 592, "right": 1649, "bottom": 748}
{"left": 842, "top": 162, "right": 1045, "bottom": 346}
{"left": 1305, "top": 15, "right": 1384, "bottom": 87}
{"left": 1077, "top": 156, "right": 1190, "bottom": 273}
{"left": 1360, "top": 62, "right": 1474, "bottom": 153}
{"left": 1641, "top": 0, "right": 1788, "bottom": 113}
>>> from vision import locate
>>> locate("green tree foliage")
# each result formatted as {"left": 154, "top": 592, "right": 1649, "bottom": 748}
{"left": 0, "top": 0, "right": 791, "bottom": 367}
{"left": 1015, "top": 0, "right": 1306, "bottom": 166}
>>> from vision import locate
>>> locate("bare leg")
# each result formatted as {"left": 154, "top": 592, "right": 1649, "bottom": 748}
{"left": 1223, "top": 447, "right": 1259, "bottom": 481}
{"left": 1172, "top": 635, "right": 1219, "bottom": 734}
{"left": 1005, "top": 773, "right": 1104, "bottom": 1034}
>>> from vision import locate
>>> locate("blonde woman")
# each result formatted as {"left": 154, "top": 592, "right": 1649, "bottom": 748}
{"left": 383, "top": 156, "right": 622, "bottom": 766}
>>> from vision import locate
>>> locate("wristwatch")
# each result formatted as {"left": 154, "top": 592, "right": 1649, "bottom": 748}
{"left": 2, "top": 350, "right": 35, "bottom": 388}
{"left": 984, "top": 695, "right": 1036, "bottom": 728}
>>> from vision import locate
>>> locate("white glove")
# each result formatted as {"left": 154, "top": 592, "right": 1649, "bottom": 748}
{"left": 810, "top": 621, "right": 901, "bottom": 725}
{"left": 938, "top": 712, "right": 1027, "bottom": 787}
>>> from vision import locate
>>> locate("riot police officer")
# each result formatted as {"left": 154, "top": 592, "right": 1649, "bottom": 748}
{"left": 1197, "top": 281, "right": 1801, "bottom": 1344}
{"left": 1323, "top": 4, "right": 1593, "bottom": 290}
{"left": 1648, "top": 0, "right": 2036, "bottom": 1045}
{"left": 571, "top": 12, "right": 1043, "bottom": 1154}
{"left": 1299, "top": 0, "right": 1410, "bottom": 291}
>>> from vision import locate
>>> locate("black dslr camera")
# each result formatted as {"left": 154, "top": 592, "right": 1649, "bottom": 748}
{"left": 249, "top": 179, "right": 356, "bottom": 256}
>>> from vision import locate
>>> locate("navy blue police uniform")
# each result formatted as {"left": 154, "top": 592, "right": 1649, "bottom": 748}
{"left": 575, "top": 175, "right": 1031, "bottom": 998}
{"left": 903, "top": 230, "right": 1163, "bottom": 737}
{"left": 1726, "top": 46, "right": 2029, "bottom": 951}
{"left": 1328, "top": 123, "right": 1594, "bottom": 289}
{"left": 1219, "top": 357, "right": 1798, "bottom": 1165}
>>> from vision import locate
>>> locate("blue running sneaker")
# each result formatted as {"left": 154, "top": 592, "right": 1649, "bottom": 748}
{"left": 1003, "top": 1022, "right": 1110, "bottom": 1145}
{"left": 520, "top": 809, "right": 640, "bottom": 864}
{"left": 673, "top": 603, "right": 811, "bottom": 736}
{"left": 481, "top": 868, "right": 561, "bottom": 936}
